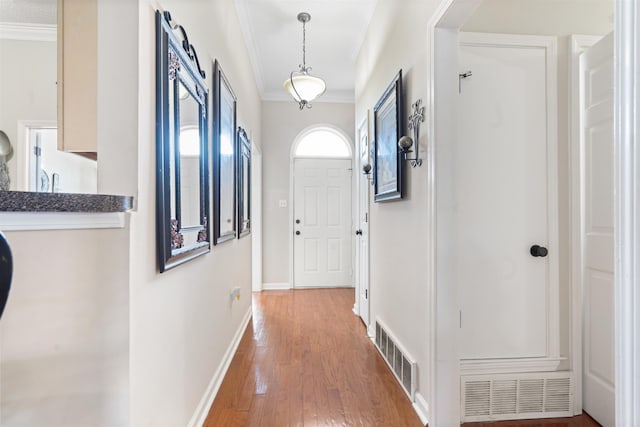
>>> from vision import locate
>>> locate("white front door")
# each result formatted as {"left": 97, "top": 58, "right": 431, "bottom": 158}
{"left": 356, "top": 119, "right": 370, "bottom": 327}
{"left": 293, "top": 158, "right": 353, "bottom": 288}
{"left": 581, "top": 33, "right": 614, "bottom": 427}
{"left": 457, "top": 34, "right": 558, "bottom": 360}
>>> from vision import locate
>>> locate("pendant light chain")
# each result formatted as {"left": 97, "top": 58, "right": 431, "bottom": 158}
{"left": 301, "top": 19, "right": 307, "bottom": 71}
{"left": 283, "top": 12, "right": 326, "bottom": 109}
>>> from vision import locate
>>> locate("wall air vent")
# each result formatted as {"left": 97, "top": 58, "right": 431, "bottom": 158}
{"left": 374, "top": 319, "right": 417, "bottom": 399}
{"left": 461, "top": 372, "right": 573, "bottom": 422}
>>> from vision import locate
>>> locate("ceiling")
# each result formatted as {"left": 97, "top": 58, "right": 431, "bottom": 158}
{"left": 235, "top": 0, "right": 378, "bottom": 103}
{"left": 0, "top": 0, "right": 378, "bottom": 103}
{"left": 0, "top": 0, "right": 56, "bottom": 25}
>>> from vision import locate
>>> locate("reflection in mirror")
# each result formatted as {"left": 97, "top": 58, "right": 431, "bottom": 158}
{"left": 178, "top": 84, "right": 201, "bottom": 229}
{"left": 156, "top": 10, "right": 210, "bottom": 272}
{"left": 213, "top": 60, "right": 237, "bottom": 244}
{"left": 237, "top": 127, "right": 251, "bottom": 238}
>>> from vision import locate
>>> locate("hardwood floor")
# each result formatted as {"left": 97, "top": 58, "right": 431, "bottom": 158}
{"left": 204, "top": 288, "right": 601, "bottom": 427}
{"left": 203, "top": 288, "right": 424, "bottom": 426}
{"left": 463, "top": 413, "right": 601, "bottom": 427}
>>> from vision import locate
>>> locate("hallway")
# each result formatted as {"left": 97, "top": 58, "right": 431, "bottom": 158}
{"left": 204, "top": 288, "right": 423, "bottom": 426}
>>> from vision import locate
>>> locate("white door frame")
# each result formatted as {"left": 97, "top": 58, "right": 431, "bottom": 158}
{"left": 16, "top": 120, "right": 57, "bottom": 192}
{"left": 288, "top": 125, "right": 354, "bottom": 289}
{"left": 354, "top": 115, "right": 371, "bottom": 328}
{"left": 426, "top": 1, "right": 640, "bottom": 425}
{"left": 613, "top": 1, "right": 640, "bottom": 424}
{"left": 251, "top": 140, "right": 263, "bottom": 292}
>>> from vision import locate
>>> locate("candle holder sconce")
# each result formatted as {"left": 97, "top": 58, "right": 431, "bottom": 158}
{"left": 398, "top": 99, "right": 425, "bottom": 168}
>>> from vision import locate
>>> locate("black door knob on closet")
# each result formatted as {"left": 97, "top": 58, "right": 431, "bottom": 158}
{"left": 530, "top": 245, "right": 548, "bottom": 258}
{"left": 295, "top": 231, "right": 301, "bottom": 235}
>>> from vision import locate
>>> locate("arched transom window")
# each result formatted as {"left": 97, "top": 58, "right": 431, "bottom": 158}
{"left": 294, "top": 127, "right": 352, "bottom": 158}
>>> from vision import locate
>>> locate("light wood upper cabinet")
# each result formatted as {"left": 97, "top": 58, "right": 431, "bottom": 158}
{"left": 57, "top": 0, "right": 97, "bottom": 153}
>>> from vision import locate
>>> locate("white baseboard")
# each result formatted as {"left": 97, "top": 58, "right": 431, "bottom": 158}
{"left": 352, "top": 304, "right": 359, "bottom": 316}
{"left": 262, "top": 282, "right": 291, "bottom": 290}
{"left": 187, "top": 307, "right": 252, "bottom": 427}
{"left": 367, "top": 323, "right": 375, "bottom": 339}
{"left": 413, "top": 392, "right": 429, "bottom": 425}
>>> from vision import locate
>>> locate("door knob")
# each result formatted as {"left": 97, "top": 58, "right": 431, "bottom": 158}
{"left": 530, "top": 245, "right": 548, "bottom": 257}
{"left": 355, "top": 230, "right": 363, "bottom": 235}
{"left": 295, "top": 231, "right": 301, "bottom": 236}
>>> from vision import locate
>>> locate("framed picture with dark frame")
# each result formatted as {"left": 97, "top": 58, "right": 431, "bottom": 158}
{"left": 212, "top": 59, "right": 237, "bottom": 244}
{"left": 373, "top": 70, "right": 404, "bottom": 202}
{"left": 237, "top": 127, "right": 251, "bottom": 238}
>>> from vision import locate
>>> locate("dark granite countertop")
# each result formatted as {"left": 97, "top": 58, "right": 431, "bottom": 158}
{"left": 0, "top": 191, "right": 133, "bottom": 213}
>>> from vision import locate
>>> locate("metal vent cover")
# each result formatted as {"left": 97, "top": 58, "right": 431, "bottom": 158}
{"left": 374, "top": 320, "right": 417, "bottom": 399}
{"left": 461, "top": 372, "right": 573, "bottom": 422}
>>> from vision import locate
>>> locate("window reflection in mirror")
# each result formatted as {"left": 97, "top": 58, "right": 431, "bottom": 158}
{"left": 178, "top": 87, "right": 201, "bottom": 230}
{"left": 0, "top": 0, "right": 98, "bottom": 193}
{"left": 219, "top": 94, "right": 235, "bottom": 233}
{"left": 237, "top": 127, "right": 251, "bottom": 238}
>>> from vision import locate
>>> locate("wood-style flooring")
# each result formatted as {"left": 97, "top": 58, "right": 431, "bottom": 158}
{"left": 204, "top": 288, "right": 423, "bottom": 426}
{"left": 463, "top": 413, "right": 601, "bottom": 427}
{"left": 204, "top": 288, "right": 601, "bottom": 427}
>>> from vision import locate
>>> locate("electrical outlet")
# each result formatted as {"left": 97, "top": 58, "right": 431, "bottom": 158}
{"left": 230, "top": 287, "right": 241, "bottom": 301}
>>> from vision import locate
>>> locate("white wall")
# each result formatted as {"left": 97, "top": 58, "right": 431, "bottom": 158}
{"left": 2, "top": 0, "right": 264, "bottom": 425}
{"left": 354, "top": 3, "right": 613, "bottom": 420}
{"left": 462, "top": 0, "right": 613, "bottom": 35}
{"left": 0, "top": 38, "right": 57, "bottom": 189}
{"left": 261, "top": 101, "right": 354, "bottom": 286}
{"left": 354, "top": 0, "right": 439, "bottom": 415}
{"left": 127, "top": 0, "right": 261, "bottom": 425}
{"left": 0, "top": 227, "right": 130, "bottom": 427}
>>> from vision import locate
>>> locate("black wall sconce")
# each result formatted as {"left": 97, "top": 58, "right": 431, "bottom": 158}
{"left": 398, "top": 99, "right": 425, "bottom": 168}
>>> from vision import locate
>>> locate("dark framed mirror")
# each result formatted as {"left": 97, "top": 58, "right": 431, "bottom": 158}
{"left": 237, "top": 127, "right": 251, "bottom": 238}
{"left": 212, "top": 60, "right": 237, "bottom": 244}
{"left": 373, "top": 70, "right": 404, "bottom": 202}
{"left": 156, "top": 10, "right": 210, "bottom": 272}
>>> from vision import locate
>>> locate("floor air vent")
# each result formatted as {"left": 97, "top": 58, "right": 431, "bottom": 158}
{"left": 374, "top": 320, "right": 417, "bottom": 399}
{"left": 461, "top": 372, "right": 573, "bottom": 422}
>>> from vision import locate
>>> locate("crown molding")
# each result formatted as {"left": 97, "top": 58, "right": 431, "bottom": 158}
{"left": 0, "top": 22, "right": 56, "bottom": 42}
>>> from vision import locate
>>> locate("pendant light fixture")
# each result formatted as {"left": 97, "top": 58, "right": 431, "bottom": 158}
{"left": 283, "top": 12, "right": 326, "bottom": 109}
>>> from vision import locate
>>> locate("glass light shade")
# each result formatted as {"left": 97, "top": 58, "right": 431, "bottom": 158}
{"left": 283, "top": 72, "right": 326, "bottom": 103}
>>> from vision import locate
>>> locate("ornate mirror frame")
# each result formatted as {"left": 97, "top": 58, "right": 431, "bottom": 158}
{"left": 237, "top": 127, "right": 251, "bottom": 238}
{"left": 212, "top": 60, "right": 237, "bottom": 244}
{"left": 156, "top": 10, "right": 210, "bottom": 272}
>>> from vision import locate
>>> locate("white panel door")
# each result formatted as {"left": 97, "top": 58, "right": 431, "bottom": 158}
{"left": 356, "top": 120, "right": 370, "bottom": 326}
{"left": 458, "top": 35, "right": 557, "bottom": 359}
{"left": 581, "top": 33, "right": 614, "bottom": 427}
{"left": 294, "top": 158, "right": 353, "bottom": 288}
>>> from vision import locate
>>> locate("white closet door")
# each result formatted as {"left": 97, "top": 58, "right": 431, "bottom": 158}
{"left": 458, "top": 34, "right": 558, "bottom": 360}
{"left": 581, "top": 32, "right": 615, "bottom": 427}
